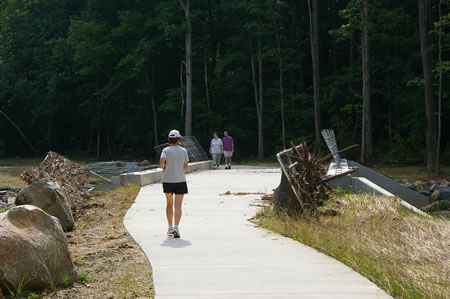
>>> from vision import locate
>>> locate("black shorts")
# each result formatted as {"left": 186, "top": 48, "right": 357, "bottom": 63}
{"left": 162, "top": 182, "right": 188, "bottom": 194}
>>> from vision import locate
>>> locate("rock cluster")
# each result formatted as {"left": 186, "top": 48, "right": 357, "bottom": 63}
{"left": 0, "top": 205, "right": 76, "bottom": 292}
{"left": 15, "top": 179, "right": 74, "bottom": 231}
{"left": 400, "top": 179, "right": 450, "bottom": 202}
{"left": 0, "top": 152, "right": 87, "bottom": 295}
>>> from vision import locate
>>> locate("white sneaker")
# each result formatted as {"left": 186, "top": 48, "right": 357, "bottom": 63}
{"left": 167, "top": 227, "right": 174, "bottom": 237}
{"left": 172, "top": 226, "right": 180, "bottom": 238}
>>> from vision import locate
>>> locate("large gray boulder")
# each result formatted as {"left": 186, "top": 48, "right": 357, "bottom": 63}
{"left": 15, "top": 179, "right": 74, "bottom": 230}
{"left": 0, "top": 205, "right": 77, "bottom": 292}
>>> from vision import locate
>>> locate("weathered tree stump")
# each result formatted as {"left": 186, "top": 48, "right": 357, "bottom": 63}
{"left": 274, "top": 172, "right": 302, "bottom": 215}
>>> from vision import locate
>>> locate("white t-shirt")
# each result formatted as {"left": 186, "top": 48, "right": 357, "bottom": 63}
{"left": 210, "top": 138, "right": 223, "bottom": 154}
{"left": 160, "top": 146, "right": 189, "bottom": 183}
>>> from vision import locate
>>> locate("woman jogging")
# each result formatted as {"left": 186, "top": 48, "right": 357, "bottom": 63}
{"left": 159, "top": 129, "right": 189, "bottom": 238}
{"left": 209, "top": 133, "right": 223, "bottom": 169}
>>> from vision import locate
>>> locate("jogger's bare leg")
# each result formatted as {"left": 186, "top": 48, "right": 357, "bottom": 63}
{"left": 165, "top": 193, "right": 174, "bottom": 226}
{"left": 174, "top": 194, "right": 184, "bottom": 226}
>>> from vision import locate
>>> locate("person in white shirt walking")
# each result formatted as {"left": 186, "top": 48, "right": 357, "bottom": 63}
{"left": 159, "top": 129, "right": 189, "bottom": 238}
{"left": 209, "top": 133, "right": 223, "bottom": 169}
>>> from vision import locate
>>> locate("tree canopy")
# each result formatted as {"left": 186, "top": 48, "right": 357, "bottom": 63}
{"left": 0, "top": 0, "right": 448, "bottom": 165}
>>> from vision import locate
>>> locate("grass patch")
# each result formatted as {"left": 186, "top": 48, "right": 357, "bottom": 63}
{"left": 0, "top": 170, "right": 27, "bottom": 187}
{"left": 255, "top": 193, "right": 450, "bottom": 298}
{"left": 373, "top": 164, "right": 450, "bottom": 182}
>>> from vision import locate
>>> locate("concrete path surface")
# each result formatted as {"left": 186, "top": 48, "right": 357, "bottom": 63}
{"left": 124, "top": 168, "right": 390, "bottom": 298}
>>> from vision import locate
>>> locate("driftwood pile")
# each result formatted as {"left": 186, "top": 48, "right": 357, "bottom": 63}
{"left": 21, "top": 152, "right": 91, "bottom": 216}
{"left": 276, "top": 141, "right": 357, "bottom": 219}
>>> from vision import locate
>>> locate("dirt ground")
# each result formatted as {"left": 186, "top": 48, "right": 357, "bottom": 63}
{"left": 32, "top": 185, "right": 154, "bottom": 299}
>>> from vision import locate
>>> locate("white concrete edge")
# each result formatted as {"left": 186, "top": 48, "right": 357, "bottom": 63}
{"left": 351, "top": 177, "right": 395, "bottom": 196}
{"left": 119, "top": 161, "right": 213, "bottom": 187}
{"left": 399, "top": 201, "right": 431, "bottom": 218}
{"left": 328, "top": 165, "right": 431, "bottom": 218}
{"left": 351, "top": 177, "right": 431, "bottom": 218}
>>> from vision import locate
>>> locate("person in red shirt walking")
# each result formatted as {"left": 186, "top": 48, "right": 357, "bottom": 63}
{"left": 222, "top": 131, "right": 234, "bottom": 169}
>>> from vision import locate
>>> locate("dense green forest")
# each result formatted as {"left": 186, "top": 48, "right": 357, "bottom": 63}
{"left": 0, "top": 0, "right": 448, "bottom": 169}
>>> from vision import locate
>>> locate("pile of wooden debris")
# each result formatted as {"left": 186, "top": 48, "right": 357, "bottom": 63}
{"left": 21, "top": 152, "right": 91, "bottom": 216}
{"left": 276, "top": 141, "right": 357, "bottom": 219}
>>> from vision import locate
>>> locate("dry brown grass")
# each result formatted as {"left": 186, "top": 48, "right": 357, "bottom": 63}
{"left": 256, "top": 193, "right": 450, "bottom": 298}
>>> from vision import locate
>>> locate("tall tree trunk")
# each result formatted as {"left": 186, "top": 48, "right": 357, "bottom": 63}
{"left": 180, "top": 0, "right": 192, "bottom": 136}
{"left": 387, "top": 72, "right": 392, "bottom": 147}
{"left": 360, "top": 0, "right": 373, "bottom": 163}
{"left": 331, "top": 0, "right": 338, "bottom": 75}
{"left": 204, "top": 61, "right": 211, "bottom": 113}
{"left": 274, "top": 20, "right": 286, "bottom": 149}
{"left": 107, "top": 128, "right": 112, "bottom": 160}
{"left": 308, "top": 0, "right": 321, "bottom": 152}
{"left": 349, "top": 36, "right": 354, "bottom": 91}
{"left": 289, "top": 0, "right": 304, "bottom": 91}
{"left": 418, "top": 0, "right": 438, "bottom": 172}
{"left": 436, "top": 0, "right": 442, "bottom": 173}
{"left": 257, "top": 26, "right": 264, "bottom": 160}
{"left": 150, "top": 65, "right": 159, "bottom": 149}
{"left": 144, "top": 85, "right": 152, "bottom": 156}
{"left": 249, "top": 33, "right": 264, "bottom": 160}
{"left": 203, "top": 21, "right": 211, "bottom": 113}
{"left": 180, "top": 60, "right": 185, "bottom": 117}
{"left": 145, "top": 62, "right": 159, "bottom": 158}
{"left": 96, "top": 77, "right": 101, "bottom": 161}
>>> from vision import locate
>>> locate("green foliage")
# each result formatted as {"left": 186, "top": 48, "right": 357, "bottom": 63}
{"left": 77, "top": 272, "right": 94, "bottom": 283}
{"left": 0, "top": 0, "right": 448, "bottom": 162}
{"left": 60, "top": 274, "right": 72, "bottom": 288}
{"left": 6, "top": 275, "right": 28, "bottom": 299}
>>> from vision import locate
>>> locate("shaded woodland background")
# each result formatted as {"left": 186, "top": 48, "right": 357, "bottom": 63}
{"left": 0, "top": 0, "right": 448, "bottom": 168}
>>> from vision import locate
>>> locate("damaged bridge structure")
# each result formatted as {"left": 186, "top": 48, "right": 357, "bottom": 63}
{"left": 321, "top": 129, "right": 430, "bottom": 213}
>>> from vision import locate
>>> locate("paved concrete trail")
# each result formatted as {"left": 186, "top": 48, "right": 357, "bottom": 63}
{"left": 124, "top": 168, "right": 390, "bottom": 299}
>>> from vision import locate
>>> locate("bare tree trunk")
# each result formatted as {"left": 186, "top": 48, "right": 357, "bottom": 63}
{"left": 203, "top": 21, "right": 211, "bottom": 113}
{"left": 143, "top": 86, "right": 152, "bottom": 156}
{"left": 249, "top": 33, "right": 264, "bottom": 160}
{"left": 387, "top": 72, "right": 392, "bottom": 147}
{"left": 151, "top": 65, "right": 159, "bottom": 149}
{"left": 96, "top": 78, "right": 101, "bottom": 161}
{"left": 289, "top": 0, "right": 304, "bottom": 91}
{"left": 307, "top": 0, "right": 321, "bottom": 152}
{"left": 204, "top": 61, "right": 211, "bottom": 113}
{"left": 180, "top": 60, "right": 185, "bottom": 117}
{"left": 48, "top": 110, "right": 52, "bottom": 150}
{"left": 250, "top": 37, "right": 259, "bottom": 108}
{"left": 331, "top": 0, "right": 338, "bottom": 75}
{"left": 0, "top": 110, "right": 37, "bottom": 154}
{"left": 360, "top": 0, "right": 373, "bottom": 163}
{"left": 107, "top": 128, "right": 112, "bottom": 160}
{"left": 274, "top": 20, "right": 286, "bottom": 149}
{"left": 180, "top": 0, "right": 192, "bottom": 136}
{"left": 349, "top": 36, "right": 354, "bottom": 91}
{"left": 257, "top": 26, "right": 264, "bottom": 160}
{"left": 145, "top": 63, "right": 159, "bottom": 158}
{"left": 418, "top": 0, "right": 438, "bottom": 172}
{"left": 436, "top": 0, "right": 442, "bottom": 173}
